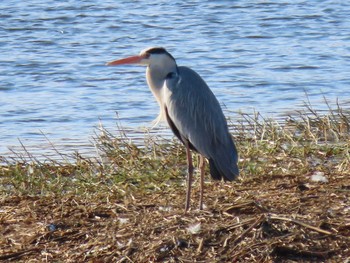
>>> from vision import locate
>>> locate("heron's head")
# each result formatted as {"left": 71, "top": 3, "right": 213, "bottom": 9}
{"left": 106, "top": 47, "right": 176, "bottom": 69}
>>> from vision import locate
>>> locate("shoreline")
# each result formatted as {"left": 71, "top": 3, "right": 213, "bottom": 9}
{"left": 1, "top": 106, "right": 349, "bottom": 261}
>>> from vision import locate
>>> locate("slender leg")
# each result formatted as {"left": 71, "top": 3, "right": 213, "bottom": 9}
{"left": 185, "top": 141, "right": 193, "bottom": 212}
{"left": 199, "top": 155, "right": 205, "bottom": 210}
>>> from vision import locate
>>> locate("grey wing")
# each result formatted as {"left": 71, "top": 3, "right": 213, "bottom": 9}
{"left": 164, "top": 66, "right": 239, "bottom": 180}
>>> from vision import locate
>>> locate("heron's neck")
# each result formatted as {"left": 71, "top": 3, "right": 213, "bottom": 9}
{"left": 146, "top": 62, "right": 177, "bottom": 103}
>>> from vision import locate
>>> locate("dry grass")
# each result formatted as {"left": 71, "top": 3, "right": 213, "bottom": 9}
{"left": 0, "top": 106, "right": 350, "bottom": 262}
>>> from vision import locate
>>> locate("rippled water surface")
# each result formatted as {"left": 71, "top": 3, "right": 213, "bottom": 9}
{"left": 1, "top": 0, "right": 350, "bottom": 158}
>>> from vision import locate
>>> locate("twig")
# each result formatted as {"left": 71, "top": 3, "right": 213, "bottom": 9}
{"left": 269, "top": 215, "right": 333, "bottom": 235}
{"left": 223, "top": 215, "right": 265, "bottom": 249}
{"left": 0, "top": 248, "right": 41, "bottom": 260}
{"left": 232, "top": 214, "right": 265, "bottom": 245}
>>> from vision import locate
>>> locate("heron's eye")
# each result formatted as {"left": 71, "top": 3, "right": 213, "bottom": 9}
{"left": 144, "top": 53, "right": 151, "bottom": 59}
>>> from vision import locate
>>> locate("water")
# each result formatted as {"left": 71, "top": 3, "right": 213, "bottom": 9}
{"left": 1, "top": 0, "right": 350, "bottom": 159}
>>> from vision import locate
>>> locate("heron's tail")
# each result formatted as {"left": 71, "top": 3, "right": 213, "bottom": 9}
{"left": 209, "top": 159, "right": 222, "bottom": 180}
{"left": 208, "top": 139, "right": 239, "bottom": 181}
{"left": 209, "top": 158, "right": 239, "bottom": 181}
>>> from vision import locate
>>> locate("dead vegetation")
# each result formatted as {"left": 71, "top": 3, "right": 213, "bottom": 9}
{"left": 0, "top": 106, "right": 350, "bottom": 262}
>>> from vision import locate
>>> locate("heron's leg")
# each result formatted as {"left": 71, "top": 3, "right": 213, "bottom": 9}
{"left": 185, "top": 141, "right": 193, "bottom": 212}
{"left": 199, "top": 155, "right": 205, "bottom": 210}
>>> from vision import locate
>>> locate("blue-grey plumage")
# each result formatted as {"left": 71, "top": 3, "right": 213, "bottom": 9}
{"left": 106, "top": 47, "right": 239, "bottom": 211}
{"left": 164, "top": 66, "right": 239, "bottom": 181}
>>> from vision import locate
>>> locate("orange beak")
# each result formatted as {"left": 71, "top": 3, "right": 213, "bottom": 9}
{"left": 106, "top": 55, "right": 145, "bottom": 66}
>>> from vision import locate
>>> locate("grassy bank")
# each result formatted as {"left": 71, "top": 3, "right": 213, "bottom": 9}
{"left": 1, "top": 107, "right": 349, "bottom": 262}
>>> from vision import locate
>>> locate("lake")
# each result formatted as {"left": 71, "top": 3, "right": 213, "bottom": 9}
{"left": 1, "top": 0, "right": 350, "bottom": 159}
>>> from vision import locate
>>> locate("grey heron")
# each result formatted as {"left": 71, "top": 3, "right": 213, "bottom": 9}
{"left": 107, "top": 47, "right": 239, "bottom": 211}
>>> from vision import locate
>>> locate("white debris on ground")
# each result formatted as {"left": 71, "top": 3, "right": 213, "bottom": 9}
{"left": 310, "top": 171, "right": 328, "bottom": 183}
{"left": 187, "top": 222, "right": 201, "bottom": 234}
